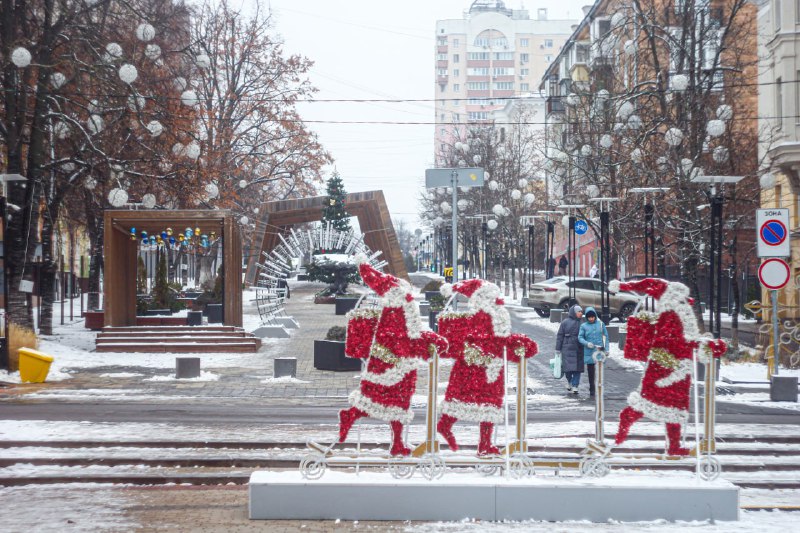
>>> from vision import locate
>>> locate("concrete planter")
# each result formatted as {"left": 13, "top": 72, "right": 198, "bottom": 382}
{"left": 84, "top": 311, "right": 104, "bottom": 330}
{"left": 314, "top": 340, "right": 361, "bottom": 371}
{"left": 425, "top": 291, "right": 441, "bottom": 301}
{"left": 335, "top": 297, "right": 360, "bottom": 315}
{"left": 207, "top": 303, "right": 223, "bottom": 323}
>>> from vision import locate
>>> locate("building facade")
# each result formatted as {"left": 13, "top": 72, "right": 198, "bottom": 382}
{"left": 434, "top": 1, "right": 576, "bottom": 162}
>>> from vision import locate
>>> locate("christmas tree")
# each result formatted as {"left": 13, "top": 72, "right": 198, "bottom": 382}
{"left": 321, "top": 171, "right": 351, "bottom": 234}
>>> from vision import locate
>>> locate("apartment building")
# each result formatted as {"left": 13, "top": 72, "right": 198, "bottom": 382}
{"left": 434, "top": 1, "right": 575, "bottom": 162}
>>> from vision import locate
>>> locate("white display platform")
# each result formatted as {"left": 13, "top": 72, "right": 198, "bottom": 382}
{"left": 249, "top": 470, "right": 739, "bottom": 522}
{"left": 252, "top": 325, "right": 290, "bottom": 338}
{"left": 274, "top": 317, "right": 299, "bottom": 329}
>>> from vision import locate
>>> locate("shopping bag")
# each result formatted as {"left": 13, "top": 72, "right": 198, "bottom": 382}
{"left": 549, "top": 352, "right": 563, "bottom": 379}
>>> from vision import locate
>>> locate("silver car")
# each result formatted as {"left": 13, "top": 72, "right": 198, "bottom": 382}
{"left": 527, "top": 276, "right": 643, "bottom": 322}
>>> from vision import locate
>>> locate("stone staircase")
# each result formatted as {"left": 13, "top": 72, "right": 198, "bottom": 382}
{"left": 95, "top": 326, "right": 261, "bottom": 353}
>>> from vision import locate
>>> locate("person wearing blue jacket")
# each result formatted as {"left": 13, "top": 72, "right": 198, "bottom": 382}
{"left": 578, "top": 307, "right": 609, "bottom": 398}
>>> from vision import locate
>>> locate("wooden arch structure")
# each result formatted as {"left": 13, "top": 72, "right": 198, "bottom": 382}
{"left": 245, "top": 190, "right": 407, "bottom": 285}
{"left": 104, "top": 209, "right": 243, "bottom": 327}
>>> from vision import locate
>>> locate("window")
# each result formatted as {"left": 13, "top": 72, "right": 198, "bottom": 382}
{"left": 668, "top": 28, "right": 683, "bottom": 72}
{"left": 437, "top": 53, "right": 447, "bottom": 61}
{"left": 776, "top": 184, "right": 783, "bottom": 208}
{"left": 494, "top": 81, "right": 514, "bottom": 90}
{"left": 453, "top": 53, "right": 460, "bottom": 63}
{"left": 453, "top": 99, "right": 460, "bottom": 105}
{"left": 675, "top": 0, "right": 685, "bottom": 15}
{"left": 466, "top": 82, "right": 489, "bottom": 90}
{"left": 453, "top": 69, "right": 460, "bottom": 77}
{"left": 440, "top": 113, "right": 445, "bottom": 121}
{"left": 597, "top": 19, "right": 611, "bottom": 38}
{"left": 776, "top": 0, "right": 782, "bottom": 30}
{"left": 493, "top": 67, "right": 512, "bottom": 76}
{"left": 468, "top": 67, "right": 490, "bottom": 76}
{"left": 438, "top": 37, "right": 447, "bottom": 46}
{"left": 474, "top": 37, "right": 490, "bottom": 47}
{"left": 521, "top": 38, "right": 529, "bottom": 47}
{"left": 777, "top": 77, "right": 783, "bottom": 129}
{"left": 468, "top": 111, "right": 489, "bottom": 120}
{"left": 493, "top": 38, "right": 508, "bottom": 47}
{"left": 454, "top": 83, "right": 461, "bottom": 92}
{"left": 545, "top": 55, "right": 552, "bottom": 62}
{"left": 520, "top": 53, "right": 529, "bottom": 62}
{"left": 493, "top": 52, "right": 514, "bottom": 60}
{"left": 545, "top": 39, "right": 553, "bottom": 48}
{"left": 453, "top": 38, "right": 460, "bottom": 47}
{"left": 520, "top": 68, "right": 529, "bottom": 76}
{"left": 576, "top": 44, "right": 589, "bottom": 63}
{"left": 469, "top": 52, "right": 490, "bottom": 60}
{"left": 521, "top": 83, "right": 529, "bottom": 91}
{"left": 437, "top": 68, "right": 447, "bottom": 76}
{"left": 454, "top": 113, "right": 460, "bottom": 121}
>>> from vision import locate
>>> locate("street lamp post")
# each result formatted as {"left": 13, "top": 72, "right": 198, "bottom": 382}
{"left": 588, "top": 198, "right": 620, "bottom": 324}
{"left": 630, "top": 188, "right": 669, "bottom": 311}
{"left": 690, "top": 176, "right": 744, "bottom": 339}
{"left": 557, "top": 204, "right": 586, "bottom": 306}
{"left": 520, "top": 215, "right": 542, "bottom": 297}
{"left": 0, "top": 173, "right": 28, "bottom": 370}
{"left": 538, "top": 210, "right": 564, "bottom": 280}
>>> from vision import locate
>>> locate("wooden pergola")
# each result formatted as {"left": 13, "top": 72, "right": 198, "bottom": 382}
{"left": 103, "top": 209, "right": 243, "bottom": 327}
{"left": 244, "top": 190, "right": 408, "bottom": 285}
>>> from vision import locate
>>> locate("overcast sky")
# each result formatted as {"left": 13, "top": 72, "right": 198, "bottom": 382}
{"left": 254, "top": 0, "right": 587, "bottom": 231}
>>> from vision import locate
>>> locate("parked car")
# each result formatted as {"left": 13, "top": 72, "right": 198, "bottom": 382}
{"left": 527, "top": 276, "right": 643, "bottom": 322}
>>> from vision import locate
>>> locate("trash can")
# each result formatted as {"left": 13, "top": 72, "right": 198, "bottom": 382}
{"left": 206, "top": 303, "right": 223, "bottom": 323}
{"left": 187, "top": 311, "right": 203, "bottom": 326}
{"left": 18, "top": 348, "right": 54, "bottom": 383}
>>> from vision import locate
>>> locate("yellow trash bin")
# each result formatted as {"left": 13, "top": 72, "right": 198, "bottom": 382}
{"left": 18, "top": 348, "right": 54, "bottom": 383}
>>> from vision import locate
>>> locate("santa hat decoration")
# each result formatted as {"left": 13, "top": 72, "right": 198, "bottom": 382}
{"left": 442, "top": 279, "right": 485, "bottom": 299}
{"left": 358, "top": 259, "right": 400, "bottom": 296}
{"left": 614, "top": 278, "right": 668, "bottom": 300}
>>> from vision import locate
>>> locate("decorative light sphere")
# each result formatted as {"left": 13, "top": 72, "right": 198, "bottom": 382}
{"left": 205, "top": 183, "right": 219, "bottom": 199}
{"left": 454, "top": 142, "right": 463, "bottom": 152}
{"left": 581, "top": 144, "right": 593, "bottom": 157}
{"left": 105, "top": 42, "right": 123, "bottom": 59}
{"left": 690, "top": 167, "right": 705, "bottom": 180}
{"left": 239, "top": 216, "right": 249, "bottom": 225}
{"left": 146, "top": 120, "right": 163, "bottom": 137}
{"left": 681, "top": 158, "right": 693, "bottom": 174}
{"left": 524, "top": 192, "right": 535, "bottom": 205}
{"left": 566, "top": 93, "right": 579, "bottom": 106}
{"left": 487, "top": 219, "right": 498, "bottom": 230}
{"left": 518, "top": 178, "right": 528, "bottom": 188}
{"left": 488, "top": 179, "right": 499, "bottom": 191}
{"left": 596, "top": 89, "right": 609, "bottom": 101}
{"left": 440, "top": 201, "right": 451, "bottom": 214}
{"left": 172, "top": 143, "right": 185, "bottom": 156}
{"left": 459, "top": 142, "right": 470, "bottom": 154}
{"left": 433, "top": 216, "right": 444, "bottom": 226}
{"left": 54, "top": 122, "right": 70, "bottom": 139}
{"left": 119, "top": 64, "right": 138, "bottom": 83}
{"left": 631, "top": 148, "right": 643, "bottom": 163}
{"left": 760, "top": 172, "right": 776, "bottom": 189}
{"left": 492, "top": 203, "right": 505, "bottom": 216}
{"left": 624, "top": 40, "right": 636, "bottom": 56}
{"left": 141, "top": 193, "right": 156, "bottom": 209}
{"left": 600, "top": 134, "right": 613, "bottom": 149}
{"left": 627, "top": 114, "right": 642, "bottom": 130}
{"left": 458, "top": 159, "right": 467, "bottom": 168}
{"left": 108, "top": 187, "right": 129, "bottom": 207}
{"left": 587, "top": 184, "right": 600, "bottom": 198}
{"left": 671, "top": 74, "right": 689, "bottom": 91}
{"left": 484, "top": 171, "right": 490, "bottom": 180}
{"left": 181, "top": 90, "right": 198, "bottom": 106}
{"left": 145, "top": 44, "right": 161, "bottom": 60}
{"left": 716, "top": 104, "right": 733, "bottom": 121}
{"left": 84, "top": 177, "right": 97, "bottom": 190}
{"left": 50, "top": 72, "right": 66, "bottom": 89}
{"left": 616, "top": 101, "right": 634, "bottom": 120}
{"left": 195, "top": 54, "right": 211, "bottom": 69}
{"left": 174, "top": 77, "right": 188, "bottom": 91}
{"left": 562, "top": 215, "right": 570, "bottom": 227}
{"left": 185, "top": 142, "right": 200, "bottom": 159}
{"left": 62, "top": 162, "right": 75, "bottom": 173}
{"left": 706, "top": 119, "right": 725, "bottom": 138}
{"left": 472, "top": 154, "right": 481, "bottom": 164}
{"left": 87, "top": 114, "right": 104, "bottom": 134}
{"left": 511, "top": 189, "right": 522, "bottom": 200}
{"left": 611, "top": 12, "right": 625, "bottom": 28}
{"left": 656, "top": 156, "right": 669, "bottom": 169}
{"left": 136, "top": 23, "right": 156, "bottom": 42}
{"left": 11, "top": 47, "right": 32, "bottom": 67}
{"left": 665, "top": 127, "right": 684, "bottom": 146}
{"left": 239, "top": 179, "right": 248, "bottom": 189}
{"left": 457, "top": 199, "right": 469, "bottom": 211}
{"left": 712, "top": 146, "right": 729, "bottom": 163}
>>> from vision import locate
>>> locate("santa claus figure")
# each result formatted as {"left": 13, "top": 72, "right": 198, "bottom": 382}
{"left": 338, "top": 258, "right": 447, "bottom": 456}
{"left": 610, "top": 278, "right": 726, "bottom": 456}
{"left": 436, "top": 279, "right": 538, "bottom": 455}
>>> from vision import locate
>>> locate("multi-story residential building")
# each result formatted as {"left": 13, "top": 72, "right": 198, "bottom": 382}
{"left": 434, "top": 1, "right": 576, "bottom": 162}
{"left": 538, "top": 1, "right": 760, "bottom": 311}
{"left": 759, "top": 0, "right": 800, "bottom": 314}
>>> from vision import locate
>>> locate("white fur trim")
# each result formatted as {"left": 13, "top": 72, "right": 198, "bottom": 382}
{"left": 354, "top": 253, "right": 370, "bottom": 266}
{"left": 627, "top": 390, "right": 689, "bottom": 424}
{"left": 485, "top": 358, "right": 504, "bottom": 383}
{"left": 349, "top": 390, "right": 414, "bottom": 423}
{"left": 440, "top": 283, "right": 453, "bottom": 298}
{"left": 360, "top": 358, "right": 420, "bottom": 387}
{"left": 440, "top": 398, "right": 504, "bottom": 423}
{"left": 609, "top": 279, "right": 621, "bottom": 293}
{"left": 655, "top": 360, "right": 693, "bottom": 387}
{"left": 466, "top": 283, "right": 511, "bottom": 336}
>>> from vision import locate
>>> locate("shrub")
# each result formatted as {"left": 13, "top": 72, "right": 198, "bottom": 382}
{"left": 428, "top": 294, "right": 446, "bottom": 312}
{"left": 325, "top": 326, "right": 347, "bottom": 341}
{"left": 420, "top": 280, "right": 443, "bottom": 293}
{"left": 8, "top": 323, "right": 39, "bottom": 372}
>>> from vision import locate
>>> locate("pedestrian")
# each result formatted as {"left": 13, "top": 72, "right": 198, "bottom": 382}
{"left": 558, "top": 254, "right": 569, "bottom": 276}
{"left": 277, "top": 274, "right": 290, "bottom": 299}
{"left": 555, "top": 304, "right": 584, "bottom": 394}
{"left": 578, "top": 306, "right": 609, "bottom": 398}
{"left": 589, "top": 263, "right": 599, "bottom": 279}
{"left": 546, "top": 255, "right": 556, "bottom": 279}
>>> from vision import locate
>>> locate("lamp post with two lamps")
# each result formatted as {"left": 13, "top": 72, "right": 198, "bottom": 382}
{"left": 587, "top": 198, "right": 619, "bottom": 324}
{"left": 538, "top": 210, "right": 564, "bottom": 279}
{"left": 0, "top": 173, "right": 28, "bottom": 370}
{"left": 519, "top": 215, "right": 542, "bottom": 297}
{"left": 557, "top": 204, "right": 586, "bottom": 306}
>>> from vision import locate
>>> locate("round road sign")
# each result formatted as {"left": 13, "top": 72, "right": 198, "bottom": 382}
{"left": 574, "top": 220, "right": 588, "bottom": 235}
{"left": 758, "top": 258, "right": 791, "bottom": 290}
{"left": 760, "top": 219, "right": 787, "bottom": 246}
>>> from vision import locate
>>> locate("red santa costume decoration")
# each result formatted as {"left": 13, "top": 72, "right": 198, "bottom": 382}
{"left": 610, "top": 278, "right": 726, "bottom": 456}
{"left": 338, "top": 257, "right": 447, "bottom": 456}
{"left": 436, "top": 279, "right": 538, "bottom": 455}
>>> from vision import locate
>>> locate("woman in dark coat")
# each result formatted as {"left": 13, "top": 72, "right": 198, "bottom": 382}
{"left": 555, "top": 304, "right": 584, "bottom": 394}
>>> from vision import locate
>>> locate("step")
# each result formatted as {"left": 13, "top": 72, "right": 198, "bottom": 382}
{"left": 97, "top": 330, "right": 249, "bottom": 339}
{"left": 101, "top": 326, "right": 239, "bottom": 333}
{"left": 95, "top": 341, "right": 260, "bottom": 353}
{"left": 96, "top": 336, "right": 254, "bottom": 344}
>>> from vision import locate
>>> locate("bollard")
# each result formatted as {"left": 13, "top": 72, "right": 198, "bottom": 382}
{"left": 176, "top": 357, "right": 201, "bottom": 379}
{"left": 274, "top": 357, "right": 297, "bottom": 378}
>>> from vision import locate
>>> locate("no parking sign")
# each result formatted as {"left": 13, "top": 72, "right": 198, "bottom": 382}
{"left": 756, "top": 209, "right": 790, "bottom": 258}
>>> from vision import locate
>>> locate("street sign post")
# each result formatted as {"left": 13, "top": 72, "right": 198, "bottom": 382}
{"left": 425, "top": 167, "right": 485, "bottom": 291}
{"left": 756, "top": 208, "right": 790, "bottom": 257}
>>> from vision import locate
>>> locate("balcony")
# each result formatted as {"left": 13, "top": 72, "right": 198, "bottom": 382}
{"left": 546, "top": 96, "right": 565, "bottom": 116}
{"left": 437, "top": 75, "right": 449, "bottom": 84}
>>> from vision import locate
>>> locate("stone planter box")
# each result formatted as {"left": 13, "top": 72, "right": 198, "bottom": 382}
{"left": 335, "top": 297, "right": 360, "bottom": 316}
{"left": 136, "top": 316, "right": 188, "bottom": 326}
{"left": 207, "top": 303, "right": 223, "bottom": 323}
{"left": 84, "top": 311, "right": 104, "bottom": 330}
{"left": 145, "top": 309, "right": 172, "bottom": 316}
{"left": 424, "top": 291, "right": 441, "bottom": 301}
{"left": 314, "top": 340, "right": 361, "bottom": 371}
{"left": 314, "top": 295, "right": 336, "bottom": 304}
